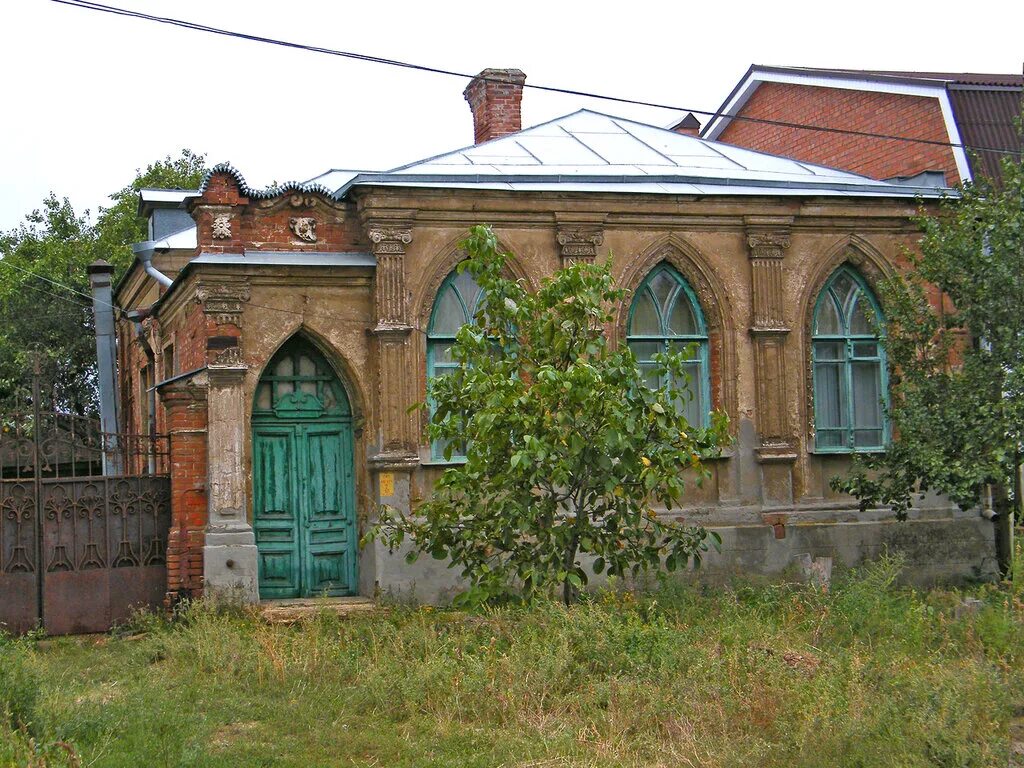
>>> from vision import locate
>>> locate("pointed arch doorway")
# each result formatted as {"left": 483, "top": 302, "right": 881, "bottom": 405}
{"left": 252, "top": 336, "right": 357, "bottom": 599}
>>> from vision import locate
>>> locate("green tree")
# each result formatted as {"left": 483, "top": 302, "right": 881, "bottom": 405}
{"left": 834, "top": 155, "right": 1024, "bottom": 573}
{"left": 372, "top": 226, "right": 731, "bottom": 605}
{"left": 0, "top": 150, "right": 206, "bottom": 414}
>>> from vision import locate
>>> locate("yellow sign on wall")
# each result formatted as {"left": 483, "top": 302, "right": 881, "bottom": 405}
{"left": 379, "top": 472, "right": 395, "bottom": 498}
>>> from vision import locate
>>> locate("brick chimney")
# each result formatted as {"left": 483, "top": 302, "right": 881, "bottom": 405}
{"left": 671, "top": 112, "right": 702, "bottom": 137}
{"left": 464, "top": 68, "right": 527, "bottom": 144}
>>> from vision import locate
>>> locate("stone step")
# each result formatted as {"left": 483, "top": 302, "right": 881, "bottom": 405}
{"left": 259, "top": 596, "right": 377, "bottom": 624}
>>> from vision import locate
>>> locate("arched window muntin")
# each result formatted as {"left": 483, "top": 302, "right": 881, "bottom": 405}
{"left": 626, "top": 263, "right": 710, "bottom": 428}
{"left": 811, "top": 265, "right": 888, "bottom": 452}
{"left": 254, "top": 337, "right": 351, "bottom": 419}
{"left": 426, "top": 267, "right": 486, "bottom": 461}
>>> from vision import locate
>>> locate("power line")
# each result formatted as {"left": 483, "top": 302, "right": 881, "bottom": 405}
{"left": 0, "top": 257, "right": 110, "bottom": 309}
{"left": 52, "top": 0, "right": 1022, "bottom": 158}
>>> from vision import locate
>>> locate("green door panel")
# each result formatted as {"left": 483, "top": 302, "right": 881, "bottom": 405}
{"left": 301, "top": 423, "right": 357, "bottom": 596}
{"left": 253, "top": 427, "right": 300, "bottom": 598}
{"left": 252, "top": 337, "right": 358, "bottom": 600}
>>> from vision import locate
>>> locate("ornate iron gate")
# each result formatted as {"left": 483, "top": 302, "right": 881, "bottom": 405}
{"left": 0, "top": 372, "right": 170, "bottom": 635}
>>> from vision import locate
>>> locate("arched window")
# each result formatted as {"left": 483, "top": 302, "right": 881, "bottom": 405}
{"left": 812, "top": 266, "right": 888, "bottom": 452}
{"left": 426, "top": 268, "right": 485, "bottom": 460}
{"left": 627, "top": 264, "right": 710, "bottom": 427}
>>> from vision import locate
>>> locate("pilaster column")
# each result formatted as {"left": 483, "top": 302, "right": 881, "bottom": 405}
{"left": 746, "top": 216, "right": 797, "bottom": 509}
{"left": 202, "top": 351, "right": 259, "bottom": 602}
{"left": 367, "top": 224, "right": 419, "bottom": 464}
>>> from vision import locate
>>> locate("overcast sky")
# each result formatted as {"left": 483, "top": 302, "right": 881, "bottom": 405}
{"left": 2, "top": 0, "right": 1022, "bottom": 232}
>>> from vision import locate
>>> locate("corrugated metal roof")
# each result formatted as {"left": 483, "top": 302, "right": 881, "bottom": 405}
{"left": 339, "top": 110, "right": 944, "bottom": 198}
{"left": 948, "top": 87, "right": 1024, "bottom": 185}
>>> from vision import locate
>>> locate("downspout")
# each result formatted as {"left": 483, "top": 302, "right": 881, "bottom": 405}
{"left": 131, "top": 240, "right": 174, "bottom": 288}
{"left": 86, "top": 259, "right": 123, "bottom": 475}
{"left": 125, "top": 308, "right": 158, "bottom": 475}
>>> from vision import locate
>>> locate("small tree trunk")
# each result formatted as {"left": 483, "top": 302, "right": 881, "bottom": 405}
{"left": 563, "top": 533, "right": 579, "bottom": 606}
{"left": 993, "top": 481, "right": 1014, "bottom": 578}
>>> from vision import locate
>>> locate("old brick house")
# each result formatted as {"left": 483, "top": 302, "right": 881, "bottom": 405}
{"left": 700, "top": 66, "right": 1024, "bottom": 187}
{"left": 114, "top": 69, "right": 995, "bottom": 605}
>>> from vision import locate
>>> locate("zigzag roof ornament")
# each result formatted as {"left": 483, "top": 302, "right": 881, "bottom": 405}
{"left": 198, "top": 162, "right": 335, "bottom": 201}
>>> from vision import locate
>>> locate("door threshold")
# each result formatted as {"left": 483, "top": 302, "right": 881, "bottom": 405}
{"left": 259, "top": 596, "right": 376, "bottom": 624}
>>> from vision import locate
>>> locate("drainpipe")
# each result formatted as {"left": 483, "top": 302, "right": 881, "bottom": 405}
{"left": 86, "top": 260, "right": 123, "bottom": 475}
{"left": 131, "top": 240, "right": 174, "bottom": 288}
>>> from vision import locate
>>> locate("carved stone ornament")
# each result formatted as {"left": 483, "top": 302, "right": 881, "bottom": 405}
{"left": 368, "top": 227, "right": 413, "bottom": 255}
{"left": 289, "top": 217, "right": 317, "bottom": 243}
{"left": 210, "top": 346, "right": 245, "bottom": 368}
{"left": 747, "top": 232, "right": 791, "bottom": 260}
{"left": 289, "top": 194, "right": 317, "bottom": 209}
{"left": 195, "top": 279, "right": 252, "bottom": 325}
{"left": 557, "top": 227, "right": 604, "bottom": 261}
{"left": 211, "top": 214, "right": 232, "bottom": 240}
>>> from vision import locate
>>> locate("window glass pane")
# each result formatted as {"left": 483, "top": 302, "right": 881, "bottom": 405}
{"left": 814, "top": 341, "right": 845, "bottom": 361}
{"left": 431, "top": 342, "right": 455, "bottom": 364}
{"left": 831, "top": 273, "right": 856, "bottom": 315}
{"left": 276, "top": 380, "right": 295, "bottom": 396}
{"left": 816, "top": 430, "right": 846, "bottom": 450}
{"left": 256, "top": 382, "right": 272, "bottom": 410}
{"left": 667, "top": 339, "right": 701, "bottom": 361}
{"left": 852, "top": 341, "right": 878, "bottom": 358}
{"left": 274, "top": 356, "right": 294, "bottom": 377}
{"left": 431, "top": 286, "right": 467, "bottom": 335}
{"left": 852, "top": 361, "right": 883, "bottom": 429}
{"left": 298, "top": 355, "right": 316, "bottom": 377}
{"left": 629, "top": 291, "right": 661, "bottom": 335}
{"left": 453, "top": 270, "right": 483, "bottom": 315}
{"left": 628, "top": 340, "right": 661, "bottom": 362}
{"left": 849, "top": 297, "right": 876, "bottom": 335}
{"left": 854, "top": 429, "right": 884, "bottom": 448}
{"left": 649, "top": 270, "right": 677, "bottom": 314}
{"left": 815, "top": 295, "right": 842, "bottom": 335}
{"left": 667, "top": 293, "right": 697, "bottom": 335}
{"left": 322, "top": 384, "right": 337, "bottom": 411}
{"left": 814, "top": 362, "right": 846, "bottom": 430}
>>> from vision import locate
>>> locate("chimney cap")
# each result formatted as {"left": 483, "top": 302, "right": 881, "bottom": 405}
{"left": 87, "top": 259, "right": 115, "bottom": 276}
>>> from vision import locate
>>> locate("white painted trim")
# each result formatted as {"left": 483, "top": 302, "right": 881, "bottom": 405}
{"left": 703, "top": 69, "right": 971, "bottom": 181}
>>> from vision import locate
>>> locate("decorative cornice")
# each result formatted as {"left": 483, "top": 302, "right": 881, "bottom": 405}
{"left": 198, "top": 161, "right": 335, "bottom": 201}
{"left": 367, "top": 227, "right": 413, "bottom": 255}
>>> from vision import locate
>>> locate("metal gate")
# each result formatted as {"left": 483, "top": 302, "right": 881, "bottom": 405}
{"left": 0, "top": 374, "right": 170, "bottom": 635}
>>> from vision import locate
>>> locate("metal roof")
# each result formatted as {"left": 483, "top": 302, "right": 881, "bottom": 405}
{"left": 948, "top": 87, "right": 1024, "bottom": 185}
{"left": 758, "top": 67, "right": 1024, "bottom": 89}
{"left": 335, "top": 110, "right": 946, "bottom": 198}
{"left": 192, "top": 251, "right": 375, "bottom": 267}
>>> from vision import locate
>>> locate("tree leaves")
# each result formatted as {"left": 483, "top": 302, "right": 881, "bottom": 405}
{"left": 834, "top": 153, "right": 1024, "bottom": 520}
{"left": 370, "top": 225, "right": 732, "bottom": 605}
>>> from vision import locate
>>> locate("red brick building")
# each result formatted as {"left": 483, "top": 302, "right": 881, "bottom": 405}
{"left": 700, "top": 66, "right": 1023, "bottom": 187}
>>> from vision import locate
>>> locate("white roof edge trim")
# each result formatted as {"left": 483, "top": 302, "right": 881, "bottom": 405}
{"left": 702, "top": 68, "right": 949, "bottom": 140}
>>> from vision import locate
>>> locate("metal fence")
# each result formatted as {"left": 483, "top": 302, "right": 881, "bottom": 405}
{"left": 0, "top": 371, "right": 171, "bottom": 635}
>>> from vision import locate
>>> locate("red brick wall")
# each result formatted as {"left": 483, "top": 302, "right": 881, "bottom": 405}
{"left": 162, "top": 383, "right": 208, "bottom": 603}
{"left": 718, "top": 83, "right": 961, "bottom": 185}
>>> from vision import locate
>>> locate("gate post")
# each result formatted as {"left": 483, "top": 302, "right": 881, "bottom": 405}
{"left": 204, "top": 354, "right": 259, "bottom": 603}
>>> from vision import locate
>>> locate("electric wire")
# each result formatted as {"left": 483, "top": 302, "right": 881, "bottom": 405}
{"left": 50, "top": 0, "right": 1023, "bottom": 158}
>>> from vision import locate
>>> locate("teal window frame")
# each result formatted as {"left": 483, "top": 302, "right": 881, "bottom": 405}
{"left": 811, "top": 265, "right": 889, "bottom": 453}
{"left": 626, "top": 263, "right": 711, "bottom": 428}
{"left": 426, "top": 268, "right": 486, "bottom": 462}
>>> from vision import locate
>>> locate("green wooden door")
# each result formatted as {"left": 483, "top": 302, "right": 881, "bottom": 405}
{"left": 252, "top": 338, "right": 357, "bottom": 599}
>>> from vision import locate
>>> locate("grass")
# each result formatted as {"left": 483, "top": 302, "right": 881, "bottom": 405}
{"left": 2, "top": 553, "right": 1023, "bottom": 767}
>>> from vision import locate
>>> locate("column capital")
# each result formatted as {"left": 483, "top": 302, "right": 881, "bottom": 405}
{"left": 207, "top": 347, "right": 248, "bottom": 385}
{"left": 367, "top": 226, "right": 413, "bottom": 256}
{"left": 195, "top": 277, "right": 251, "bottom": 326}
{"left": 556, "top": 225, "right": 604, "bottom": 266}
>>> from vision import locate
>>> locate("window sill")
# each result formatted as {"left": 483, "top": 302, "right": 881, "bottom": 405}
{"left": 810, "top": 447, "right": 887, "bottom": 456}
{"left": 420, "top": 457, "right": 468, "bottom": 467}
